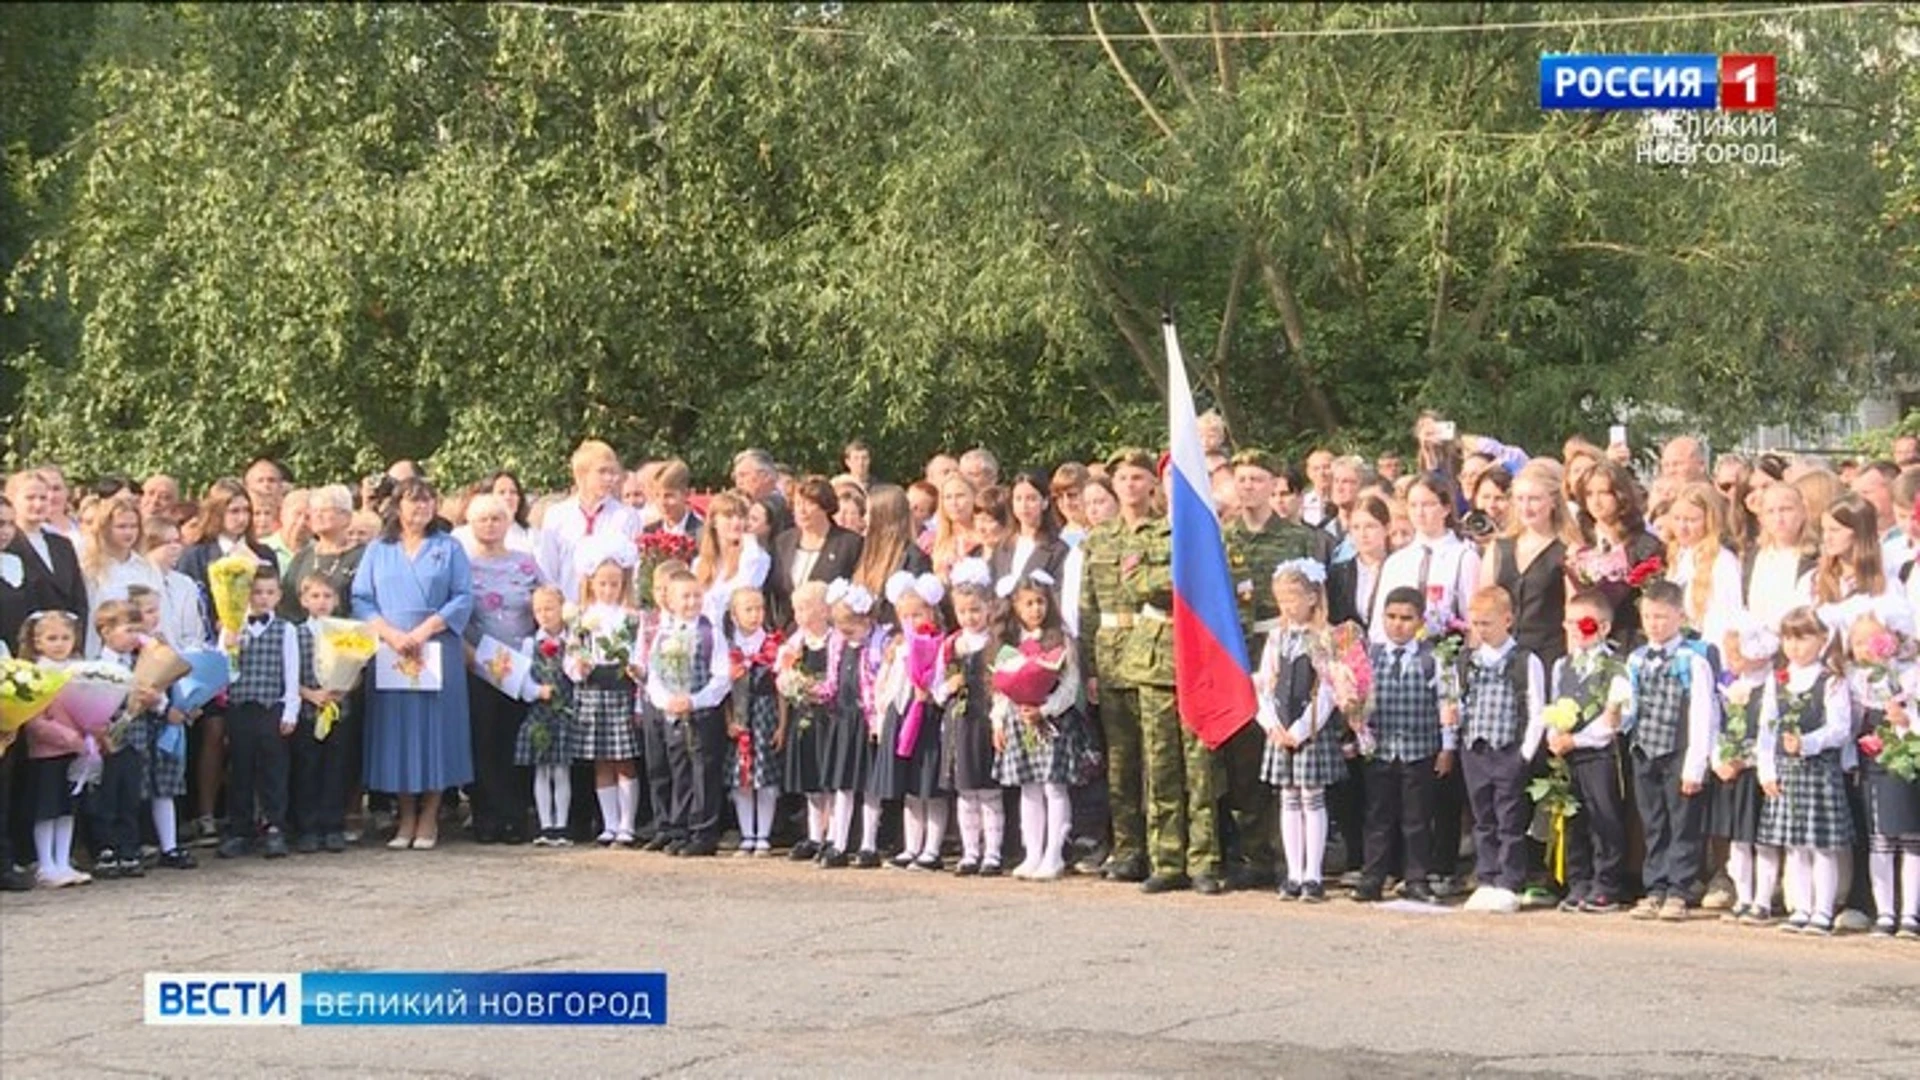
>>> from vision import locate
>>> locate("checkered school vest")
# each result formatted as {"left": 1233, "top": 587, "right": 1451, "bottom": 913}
{"left": 1368, "top": 641, "right": 1441, "bottom": 762}
{"left": 1781, "top": 673, "right": 1830, "bottom": 736}
{"left": 1628, "top": 646, "right": 1692, "bottom": 758}
{"left": 232, "top": 617, "right": 294, "bottom": 706}
{"left": 1459, "top": 648, "right": 1530, "bottom": 750}
{"left": 1553, "top": 649, "right": 1616, "bottom": 733}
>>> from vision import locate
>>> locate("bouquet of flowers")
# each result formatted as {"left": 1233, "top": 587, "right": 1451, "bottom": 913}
{"left": 1311, "top": 623, "right": 1376, "bottom": 756}
{"left": 312, "top": 618, "right": 379, "bottom": 740}
{"left": 1568, "top": 545, "right": 1629, "bottom": 588}
{"left": 1854, "top": 628, "right": 1913, "bottom": 707}
{"left": 1717, "top": 677, "right": 1758, "bottom": 766}
{"left": 570, "top": 607, "right": 639, "bottom": 675}
{"left": 0, "top": 660, "right": 71, "bottom": 753}
{"left": 56, "top": 661, "right": 136, "bottom": 787}
{"left": 1625, "top": 555, "right": 1666, "bottom": 588}
{"left": 895, "top": 619, "right": 945, "bottom": 759}
{"left": 131, "top": 640, "right": 192, "bottom": 698}
{"left": 1423, "top": 619, "right": 1469, "bottom": 704}
{"left": 167, "top": 648, "right": 233, "bottom": 714}
{"left": 993, "top": 639, "right": 1066, "bottom": 754}
{"left": 206, "top": 552, "right": 260, "bottom": 655}
{"left": 1530, "top": 698, "right": 1586, "bottom": 884}
{"left": 526, "top": 636, "right": 572, "bottom": 757}
{"left": 1773, "top": 668, "right": 1809, "bottom": 741}
{"left": 653, "top": 625, "right": 697, "bottom": 703}
{"left": 636, "top": 532, "right": 699, "bottom": 610}
{"left": 775, "top": 634, "right": 842, "bottom": 734}
{"left": 1859, "top": 725, "right": 1920, "bottom": 783}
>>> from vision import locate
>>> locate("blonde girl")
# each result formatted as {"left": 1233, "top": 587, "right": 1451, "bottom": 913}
{"left": 19, "top": 612, "right": 90, "bottom": 886}
{"left": 1755, "top": 607, "right": 1854, "bottom": 936}
{"left": 566, "top": 537, "right": 644, "bottom": 846}
{"left": 1663, "top": 482, "right": 1742, "bottom": 650}
{"left": 1256, "top": 561, "right": 1347, "bottom": 901}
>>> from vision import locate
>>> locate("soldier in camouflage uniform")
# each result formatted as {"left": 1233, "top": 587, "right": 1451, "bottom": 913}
{"left": 1122, "top": 489, "right": 1226, "bottom": 896}
{"left": 1220, "top": 449, "right": 1330, "bottom": 889}
{"left": 1077, "top": 450, "right": 1161, "bottom": 883}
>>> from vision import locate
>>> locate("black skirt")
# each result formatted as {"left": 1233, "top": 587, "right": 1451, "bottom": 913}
{"left": 1864, "top": 759, "right": 1920, "bottom": 838}
{"left": 940, "top": 652, "right": 999, "bottom": 792}
{"left": 28, "top": 755, "right": 77, "bottom": 822}
{"left": 1706, "top": 768, "right": 1762, "bottom": 843}
{"left": 782, "top": 703, "right": 827, "bottom": 793}
{"left": 817, "top": 700, "right": 870, "bottom": 793}
{"left": 867, "top": 702, "right": 947, "bottom": 800}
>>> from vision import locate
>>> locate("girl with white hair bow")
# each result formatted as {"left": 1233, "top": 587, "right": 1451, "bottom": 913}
{"left": 865, "top": 572, "right": 950, "bottom": 871}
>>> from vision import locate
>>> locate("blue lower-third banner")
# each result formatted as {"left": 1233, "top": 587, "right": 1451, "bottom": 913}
{"left": 144, "top": 972, "right": 667, "bottom": 1026}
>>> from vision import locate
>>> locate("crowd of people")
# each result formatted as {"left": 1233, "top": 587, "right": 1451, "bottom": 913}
{"left": 3, "top": 417, "right": 1919, "bottom": 940}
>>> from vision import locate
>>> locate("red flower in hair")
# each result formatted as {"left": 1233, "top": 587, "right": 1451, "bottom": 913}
{"left": 1577, "top": 616, "right": 1600, "bottom": 639}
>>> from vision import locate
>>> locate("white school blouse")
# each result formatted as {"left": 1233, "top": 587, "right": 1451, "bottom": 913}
{"left": 1369, "top": 532, "right": 1479, "bottom": 644}
{"left": 1744, "top": 546, "right": 1811, "bottom": 632}
{"left": 1670, "top": 545, "right": 1742, "bottom": 650}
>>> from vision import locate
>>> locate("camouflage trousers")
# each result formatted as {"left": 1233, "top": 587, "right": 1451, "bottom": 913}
{"left": 1098, "top": 685, "right": 1145, "bottom": 865}
{"left": 1138, "top": 683, "right": 1221, "bottom": 879}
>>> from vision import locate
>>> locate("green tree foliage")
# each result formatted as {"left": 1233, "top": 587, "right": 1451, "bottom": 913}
{"left": 4, "top": 3, "right": 1915, "bottom": 490}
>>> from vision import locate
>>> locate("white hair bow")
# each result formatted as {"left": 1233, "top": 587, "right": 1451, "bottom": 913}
{"left": 949, "top": 558, "right": 992, "bottom": 590}
{"left": 914, "top": 573, "right": 947, "bottom": 607}
{"left": 1272, "top": 557, "right": 1327, "bottom": 585}
{"left": 573, "top": 533, "right": 638, "bottom": 581}
{"left": 843, "top": 584, "right": 875, "bottom": 616}
{"left": 994, "top": 574, "right": 1019, "bottom": 599}
{"left": 885, "top": 570, "right": 918, "bottom": 607}
{"left": 825, "top": 578, "right": 851, "bottom": 607}
{"left": 1029, "top": 569, "right": 1056, "bottom": 589}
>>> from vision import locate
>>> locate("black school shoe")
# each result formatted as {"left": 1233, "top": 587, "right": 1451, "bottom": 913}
{"left": 217, "top": 838, "right": 250, "bottom": 859}
{"left": 643, "top": 833, "right": 674, "bottom": 853}
{"left": 852, "top": 849, "right": 882, "bottom": 869}
{"left": 788, "top": 839, "right": 819, "bottom": 861}
{"left": 817, "top": 845, "right": 850, "bottom": 869}
{"left": 678, "top": 839, "right": 718, "bottom": 857}
{"left": 1351, "top": 880, "right": 1385, "bottom": 903}
{"left": 159, "top": 848, "right": 198, "bottom": 870}
{"left": 1300, "top": 881, "right": 1327, "bottom": 904}
{"left": 1401, "top": 881, "right": 1438, "bottom": 904}
{"left": 0, "top": 866, "right": 34, "bottom": 891}
{"left": 93, "top": 850, "right": 124, "bottom": 880}
{"left": 118, "top": 857, "right": 147, "bottom": 879}
{"left": 1101, "top": 855, "right": 1150, "bottom": 883}
{"left": 978, "top": 860, "right": 1004, "bottom": 878}
{"left": 1192, "top": 874, "right": 1225, "bottom": 895}
{"left": 261, "top": 831, "right": 290, "bottom": 859}
{"left": 323, "top": 833, "right": 348, "bottom": 854}
{"left": 295, "top": 833, "right": 321, "bottom": 855}
{"left": 887, "top": 851, "right": 915, "bottom": 870}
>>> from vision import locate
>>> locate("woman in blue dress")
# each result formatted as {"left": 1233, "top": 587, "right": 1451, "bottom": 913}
{"left": 351, "top": 478, "right": 474, "bottom": 850}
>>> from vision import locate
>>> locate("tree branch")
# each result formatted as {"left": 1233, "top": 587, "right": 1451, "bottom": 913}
{"left": 1207, "top": 2, "right": 1235, "bottom": 95}
{"left": 1210, "top": 240, "right": 1253, "bottom": 439}
{"left": 1088, "top": 3, "right": 1178, "bottom": 143}
{"left": 1254, "top": 238, "right": 1339, "bottom": 433}
{"left": 1132, "top": 3, "right": 1199, "bottom": 110}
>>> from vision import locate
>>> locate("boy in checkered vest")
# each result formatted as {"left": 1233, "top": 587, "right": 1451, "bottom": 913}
{"left": 217, "top": 564, "right": 299, "bottom": 860}
{"left": 1444, "top": 586, "right": 1544, "bottom": 914}
{"left": 1353, "top": 586, "right": 1454, "bottom": 904}
{"left": 1624, "top": 580, "right": 1717, "bottom": 921}
{"left": 645, "top": 568, "right": 733, "bottom": 857}
{"left": 1545, "top": 590, "right": 1633, "bottom": 914}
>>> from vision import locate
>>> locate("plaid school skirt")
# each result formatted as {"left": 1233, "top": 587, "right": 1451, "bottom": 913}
{"left": 1260, "top": 726, "right": 1347, "bottom": 790}
{"left": 131, "top": 711, "right": 188, "bottom": 799}
{"left": 993, "top": 707, "right": 1090, "bottom": 788}
{"left": 572, "top": 684, "right": 640, "bottom": 762}
{"left": 724, "top": 685, "right": 782, "bottom": 792}
{"left": 515, "top": 702, "right": 579, "bottom": 767}
{"left": 1758, "top": 750, "right": 1853, "bottom": 850}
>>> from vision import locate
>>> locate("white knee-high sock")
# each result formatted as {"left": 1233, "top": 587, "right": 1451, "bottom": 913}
{"left": 732, "top": 791, "right": 755, "bottom": 844}
{"left": 1279, "top": 789, "right": 1305, "bottom": 885}
{"left": 902, "top": 796, "right": 925, "bottom": 859}
{"left": 957, "top": 793, "right": 982, "bottom": 862}
{"left": 53, "top": 816, "right": 74, "bottom": 871}
{"left": 1901, "top": 843, "right": 1920, "bottom": 918}
{"left": 922, "top": 796, "right": 949, "bottom": 860}
{"left": 755, "top": 789, "right": 779, "bottom": 843}
{"left": 1041, "top": 782, "right": 1070, "bottom": 871}
{"left": 594, "top": 786, "right": 618, "bottom": 836}
{"left": 1017, "top": 785, "right": 1045, "bottom": 873}
{"left": 1727, "top": 842, "right": 1755, "bottom": 907}
{"left": 1811, "top": 848, "right": 1841, "bottom": 920}
{"left": 616, "top": 776, "right": 640, "bottom": 835}
{"left": 1870, "top": 842, "right": 1897, "bottom": 918}
{"left": 152, "top": 799, "right": 179, "bottom": 852}
{"left": 32, "top": 820, "right": 55, "bottom": 870}
{"left": 807, "top": 793, "right": 829, "bottom": 843}
{"left": 981, "top": 790, "right": 1006, "bottom": 865}
{"left": 534, "top": 772, "right": 556, "bottom": 829}
{"left": 859, "top": 794, "right": 883, "bottom": 853}
{"left": 1302, "top": 787, "right": 1328, "bottom": 884}
{"left": 552, "top": 767, "right": 572, "bottom": 827}
{"left": 1754, "top": 845, "right": 1783, "bottom": 913}
{"left": 1784, "top": 847, "right": 1813, "bottom": 915}
{"left": 829, "top": 791, "right": 855, "bottom": 849}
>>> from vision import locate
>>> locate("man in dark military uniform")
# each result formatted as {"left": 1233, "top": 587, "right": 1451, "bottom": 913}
{"left": 1077, "top": 449, "right": 1160, "bottom": 883}
{"left": 1122, "top": 480, "right": 1225, "bottom": 896}
{"left": 1220, "top": 449, "right": 1330, "bottom": 890}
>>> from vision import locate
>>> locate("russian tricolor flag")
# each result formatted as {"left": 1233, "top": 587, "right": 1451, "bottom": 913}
{"left": 1163, "top": 319, "right": 1256, "bottom": 749}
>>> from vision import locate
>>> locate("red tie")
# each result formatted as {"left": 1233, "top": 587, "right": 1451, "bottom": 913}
{"left": 582, "top": 500, "right": 600, "bottom": 536}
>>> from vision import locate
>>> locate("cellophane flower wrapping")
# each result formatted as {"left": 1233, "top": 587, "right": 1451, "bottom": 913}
{"left": 312, "top": 618, "right": 379, "bottom": 693}
{"left": 0, "top": 660, "right": 70, "bottom": 749}
{"left": 895, "top": 623, "right": 945, "bottom": 758}
{"left": 207, "top": 552, "right": 260, "bottom": 646}
{"left": 992, "top": 640, "right": 1064, "bottom": 709}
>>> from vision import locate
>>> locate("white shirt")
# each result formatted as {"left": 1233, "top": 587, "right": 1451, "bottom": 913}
{"left": 695, "top": 536, "right": 772, "bottom": 628}
{"left": 1059, "top": 544, "right": 1086, "bottom": 640}
{"left": 1370, "top": 532, "right": 1478, "bottom": 643}
{"left": 157, "top": 569, "right": 210, "bottom": 651}
{"left": 1300, "top": 490, "right": 1329, "bottom": 528}
{"left": 1745, "top": 546, "right": 1812, "bottom": 632}
{"left": 84, "top": 555, "right": 165, "bottom": 658}
{"left": 644, "top": 615, "right": 732, "bottom": 715}
{"left": 452, "top": 522, "right": 539, "bottom": 557}
{"left": 21, "top": 528, "right": 51, "bottom": 573}
{"left": 1670, "top": 545, "right": 1743, "bottom": 649}
{"left": 537, "top": 496, "right": 641, "bottom": 603}
{"left": 1756, "top": 663, "right": 1854, "bottom": 784}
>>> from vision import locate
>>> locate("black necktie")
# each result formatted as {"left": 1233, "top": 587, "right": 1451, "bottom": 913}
{"left": 1416, "top": 545, "right": 1434, "bottom": 592}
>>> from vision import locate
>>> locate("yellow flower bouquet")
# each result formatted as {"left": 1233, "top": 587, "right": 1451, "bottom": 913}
{"left": 0, "top": 659, "right": 71, "bottom": 753}
{"left": 311, "top": 618, "right": 379, "bottom": 740}
{"left": 207, "top": 552, "right": 260, "bottom": 654}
